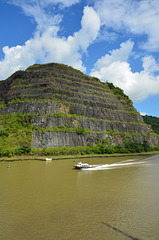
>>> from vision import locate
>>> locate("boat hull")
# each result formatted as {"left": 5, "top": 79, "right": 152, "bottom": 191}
{"left": 73, "top": 162, "right": 94, "bottom": 169}
{"left": 74, "top": 165, "right": 92, "bottom": 169}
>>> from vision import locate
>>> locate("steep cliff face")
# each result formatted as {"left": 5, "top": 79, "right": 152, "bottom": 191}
{"left": 0, "top": 63, "right": 158, "bottom": 148}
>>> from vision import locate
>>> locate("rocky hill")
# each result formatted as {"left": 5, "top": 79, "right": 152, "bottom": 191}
{"left": 0, "top": 63, "right": 159, "bottom": 152}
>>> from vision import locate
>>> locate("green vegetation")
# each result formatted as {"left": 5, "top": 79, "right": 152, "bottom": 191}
{"left": 0, "top": 113, "right": 34, "bottom": 157}
{"left": 0, "top": 110, "right": 155, "bottom": 158}
{"left": 0, "top": 63, "right": 158, "bottom": 159}
{"left": 107, "top": 82, "right": 133, "bottom": 104}
{"left": 33, "top": 141, "right": 158, "bottom": 156}
{"left": 28, "top": 125, "right": 149, "bottom": 137}
{"left": 8, "top": 97, "right": 139, "bottom": 115}
{"left": 16, "top": 84, "right": 114, "bottom": 103}
{"left": 47, "top": 112, "right": 145, "bottom": 126}
{"left": 143, "top": 115, "right": 159, "bottom": 134}
{"left": 1, "top": 140, "right": 154, "bottom": 157}
{"left": 0, "top": 97, "right": 5, "bottom": 110}
{"left": 0, "top": 111, "right": 158, "bottom": 158}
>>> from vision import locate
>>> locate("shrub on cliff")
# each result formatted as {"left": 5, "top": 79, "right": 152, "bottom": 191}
{"left": 0, "top": 113, "right": 34, "bottom": 157}
{"left": 107, "top": 82, "right": 132, "bottom": 104}
{"left": 124, "top": 140, "right": 152, "bottom": 153}
{"left": 0, "top": 128, "right": 10, "bottom": 137}
{"left": 143, "top": 115, "right": 159, "bottom": 134}
{"left": 15, "top": 145, "right": 31, "bottom": 155}
{"left": 75, "top": 127, "right": 85, "bottom": 135}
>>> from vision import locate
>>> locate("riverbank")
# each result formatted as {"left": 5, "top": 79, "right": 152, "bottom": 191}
{"left": 1, "top": 151, "right": 159, "bottom": 162}
{"left": 1, "top": 154, "right": 159, "bottom": 240}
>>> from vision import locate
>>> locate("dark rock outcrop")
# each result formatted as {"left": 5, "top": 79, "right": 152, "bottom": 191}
{"left": 0, "top": 63, "right": 159, "bottom": 148}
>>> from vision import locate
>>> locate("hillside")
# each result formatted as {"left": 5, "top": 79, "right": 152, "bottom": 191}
{"left": 0, "top": 63, "right": 159, "bottom": 156}
{"left": 143, "top": 115, "right": 159, "bottom": 134}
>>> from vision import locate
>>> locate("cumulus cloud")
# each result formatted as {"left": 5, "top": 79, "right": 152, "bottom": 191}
{"left": 0, "top": 6, "right": 100, "bottom": 79}
{"left": 94, "top": 0, "right": 159, "bottom": 51}
{"left": 7, "top": 0, "right": 81, "bottom": 33}
{"left": 2, "top": 0, "right": 159, "bottom": 107}
{"left": 142, "top": 55, "right": 159, "bottom": 73}
{"left": 91, "top": 40, "right": 159, "bottom": 102}
{"left": 9, "top": 0, "right": 80, "bottom": 10}
{"left": 70, "top": 6, "right": 100, "bottom": 52}
{"left": 93, "top": 39, "right": 134, "bottom": 70}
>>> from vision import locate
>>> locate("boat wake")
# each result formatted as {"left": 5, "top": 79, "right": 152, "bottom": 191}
{"left": 82, "top": 159, "right": 149, "bottom": 171}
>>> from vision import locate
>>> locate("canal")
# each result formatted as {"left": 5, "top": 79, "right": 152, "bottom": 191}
{"left": 0, "top": 155, "right": 159, "bottom": 240}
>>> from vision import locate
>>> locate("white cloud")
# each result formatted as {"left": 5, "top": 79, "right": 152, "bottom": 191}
{"left": 0, "top": 6, "right": 100, "bottom": 79}
{"left": 142, "top": 55, "right": 159, "bottom": 73}
{"left": 9, "top": 0, "right": 80, "bottom": 9}
{"left": 140, "top": 112, "right": 147, "bottom": 116}
{"left": 70, "top": 6, "right": 100, "bottom": 52}
{"left": 91, "top": 40, "right": 159, "bottom": 102}
{"left": 0, "top": 44, "right": 35, "bottom": 78}
{"left": 2, "top": 0, "right": 159, "bottom": 106}
{"left": 8, "top": 0, "right": 81, "bottom": 33}
{"left": 94, "top": 0, "right": 159, "bottom": 51}
{"left": 93, "top": 39, "right": 134, "bottom": 69}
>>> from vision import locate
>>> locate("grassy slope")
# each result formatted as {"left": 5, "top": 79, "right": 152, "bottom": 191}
{"left": 1, "top": 151, "right": 159, "bottom": 162}
{"left": 0, "top": 63, "right": 158, "bottom": 157}
{"left": 143, "top": 115, "right": 159, "bottom": 134}
{"left": 0, "top": 113, "right": 34, "bottom": 156}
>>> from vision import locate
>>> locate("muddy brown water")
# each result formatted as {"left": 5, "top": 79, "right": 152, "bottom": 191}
{"left": 0, "top": 155, "right": 159, "bottom": 240}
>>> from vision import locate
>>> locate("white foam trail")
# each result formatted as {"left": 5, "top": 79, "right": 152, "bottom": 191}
{"left": 83, "top": 160, "right": 145, "bottom": 171}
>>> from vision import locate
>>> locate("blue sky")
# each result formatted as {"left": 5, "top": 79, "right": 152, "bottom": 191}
{"left": 0, "top": 0, "right": 159, "bottom": 117}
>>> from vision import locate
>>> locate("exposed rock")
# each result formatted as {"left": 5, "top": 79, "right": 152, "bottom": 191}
{"left": 0, "top": 62, "right": 159, "bottom": 148}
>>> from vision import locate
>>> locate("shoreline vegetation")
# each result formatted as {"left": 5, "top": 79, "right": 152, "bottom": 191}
{"left": 1, "top": 140, "right": 159, "bottom": 158}
{"left": 1, "top": 64, "right": 159, "bottom": 162}
{"left": 1, "top": 112, "right": 159, "bottom": 161}
{"left": 1, "top": 115, "right": 159, "bottom": 160}
{"left": 1, "top": 150, "right": 159, "bottom": 162}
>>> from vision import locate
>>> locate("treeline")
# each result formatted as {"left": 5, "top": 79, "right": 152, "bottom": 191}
{"left": 107, "top": 82, "right": 132, "bottom": 104}
{"left": 0, "top": 112, "right": 159, "bottom": 157}
{"left": 0, "top": 113, "right": 34, "bottom": 157}
{"left": 1, "top": 141, "right": 159, "bottom": 157}
{"left": 42, "top": 141, "right": 158, "bottom": 156}
{"left": 143, "top": 115, "right": 159, "bottom": 134}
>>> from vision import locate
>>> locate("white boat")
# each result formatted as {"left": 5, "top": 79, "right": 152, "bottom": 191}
{"left": 45, "top": 158, "right": 52, "bottom": 161}
{"left": 74, "top": 162, "right": 94, "bottom": 169}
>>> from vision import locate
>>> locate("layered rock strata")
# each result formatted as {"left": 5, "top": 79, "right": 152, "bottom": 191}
{"left": 0, "top": 63, "right": 158, "bottom": 148}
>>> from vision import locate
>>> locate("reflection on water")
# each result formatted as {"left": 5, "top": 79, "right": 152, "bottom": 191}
{"left": 101, "top": 222, "right": 141, "bottom": 240}
{"left": 0, "top": 155, "right": 159, "bottom": 240}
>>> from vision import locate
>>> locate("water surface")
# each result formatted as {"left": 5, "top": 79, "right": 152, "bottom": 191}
{"left": 0, "top": 155, "right": 159, "bottom": 240}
